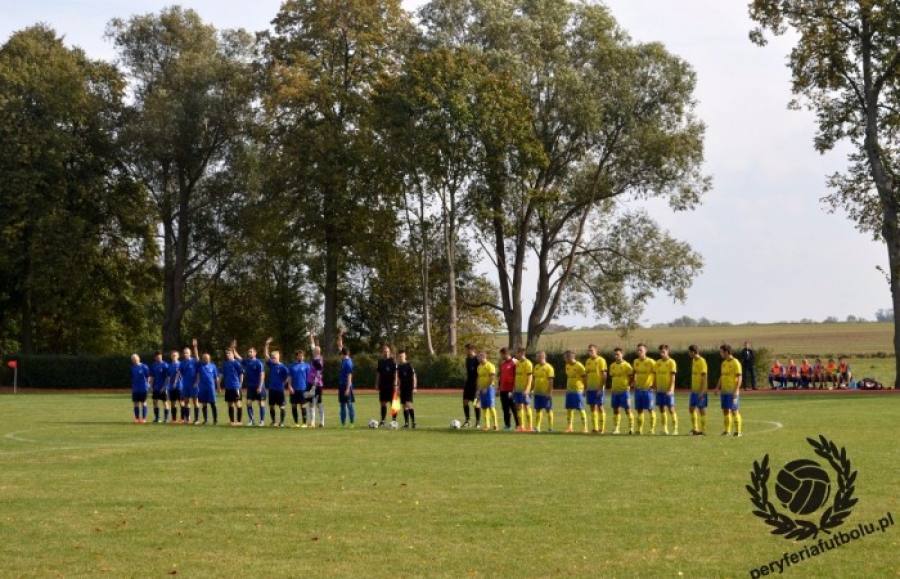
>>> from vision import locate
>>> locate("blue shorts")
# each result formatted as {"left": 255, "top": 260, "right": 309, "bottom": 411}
{"left": 634, "top": 390, "right": 654, "bottom": 411}
{"left": 689, "top": 392, "right": 707, "bottom": 408}
{"left": 720, "top": 393, "right": 739, "bottom": 411}
{"left": 198, "top": 388, "right": 216, "bottom": 404}
{"left": 611, "top": 392, "right": 630, "bottom": 410}
{"left": 479, "top": 387, "right": 495, "bottom": 409}
{"left": 655, "top": 392, "right": 674, "bottom": 408}
{"left": 131, "top": 391, "right": 148, "bottom": 403}
{"left": 533, "top": 394, "right": 553, "bottom": 411}
{"left": 585, "top": 390, "right": 604, "bottom": 406}
{"left": 183, "top": 386, "right": 198, "bottom": 399}
{"left": 513, "top": 392, "right": 530, "bottom": 406}
{"left": 565, "top": 392, "right": 584, "bottom": 410}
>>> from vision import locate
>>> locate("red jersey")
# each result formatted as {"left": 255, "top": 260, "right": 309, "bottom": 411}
{"left": 499, "top": 359, "right": 517, "bottom": 392}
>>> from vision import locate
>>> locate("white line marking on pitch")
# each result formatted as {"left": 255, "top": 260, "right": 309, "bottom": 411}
{"left": 3, "top": 431, "right": 38, "bottom": 443}
{"left": 742, "top": 420, "right": 783, "bottom": 435}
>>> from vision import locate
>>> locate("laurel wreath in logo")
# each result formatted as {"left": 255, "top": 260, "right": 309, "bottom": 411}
{"left": 746, "top": 435, "right": 858, "bottom": 540}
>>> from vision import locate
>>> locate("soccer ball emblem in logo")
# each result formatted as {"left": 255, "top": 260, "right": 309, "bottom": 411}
{"left": 775, "top": 459, "right": 832, "bottom": 515}
{"left": 747, "top": 435, "right": 857, "bottom": 541}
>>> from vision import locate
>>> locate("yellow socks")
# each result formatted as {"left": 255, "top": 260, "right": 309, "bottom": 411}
{"left": 735, "top": 412, "right": 742, "bottom": 435}
{"left": 548, "top": 411, "right": 554, "bottom": 429}
{"left": 566, "top": 409, "right": 574, "bottom": 429}
{"left": 579, "top": 409, "right": 587, "bottom": 428}
{"left": 517, "top": 408, "right": 524, "bottom": 428}
{"left": 591, "top": 409, "right": 599, "bottom": 431}
{"left": 724, "top": 413, "right": 732, "bottom": 434}
{"left": 527, "top": 408, "right": 534, "bottom": 430}
{"left": 660, "top": 412, "right": 667, "bottom": 434}
{"left": 536, "top": 411, "right": 543, "bottom": 430}
{"left": 700, "top": 413, "right": 707, "bottom": 434}
{"left": 628, "top": 413, "right": 635, "bottom": 432}
{"left": 599, "top": 410, "right": 606, "bottom": 433}
{"left": 671, "top": 413, "right": 678, "bottom": 433}
{"left": 690, "top": 410, "right": 698, "bottom": 432}
{"left": 637, "top": 412, "right": 645, "bottom": 434}
{"left": 614, "top": 413, "right": 622, "bottom": 432}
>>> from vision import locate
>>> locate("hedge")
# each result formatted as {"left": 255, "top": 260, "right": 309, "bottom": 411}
{"left": 1, "top": 348, "right": 768, "bottom": 390}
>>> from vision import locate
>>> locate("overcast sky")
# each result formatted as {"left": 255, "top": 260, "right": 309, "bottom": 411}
{"left": 1, "top": 0, "right": 889, "bottom": 326}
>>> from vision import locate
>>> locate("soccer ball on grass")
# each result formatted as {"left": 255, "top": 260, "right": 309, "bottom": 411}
{"left": 450, "top": 419, "right": 461, "bottom": 429}
{"left": 368, "top": 419, "right": 379, "bottom": 429}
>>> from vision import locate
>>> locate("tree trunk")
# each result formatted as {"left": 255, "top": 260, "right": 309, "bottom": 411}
{"left": 419, "top": 189, "right": 434, "bottom": 356}
{"left": 444, "top": 192, "right": 458, "bottom": 355}
{"left": 20, "top": 288, "right": 33, "bottom": 354}
{"left": 323, "top": 232, "right": 339, "bottom": 356}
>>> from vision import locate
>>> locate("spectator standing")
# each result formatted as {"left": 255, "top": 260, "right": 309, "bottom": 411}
{"left": 740, "top": 341, "right": 757, "bottom": 390}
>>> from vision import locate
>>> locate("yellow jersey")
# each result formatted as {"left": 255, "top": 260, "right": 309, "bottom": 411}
{"left": 584, "top": 356, "right": 607, "bottom": 390}
{"left": 477, "top": 361, "right": 496, "bottom": 389}
{"left": 653, "top": 358, "right": 677, "bottom": 392}
{"left": 719, "top": 358, "right": 742, "bottom": 393}
{"left": 565, "top": 361, "right": 586, "bottom": 393}
{"left": 532, "top": 362, "right": 555, "bottom": 395}
{"left": 691, "top": 356, "right": 708, "bottom": 392}
{"left": 633, "top": 357, "right": 655, "bottom": 391}
{"left": 514, "top": 358, "right": 533, "bottom": 392}
{"left": 609, "top": 360, "right": 633, "bottom": 393}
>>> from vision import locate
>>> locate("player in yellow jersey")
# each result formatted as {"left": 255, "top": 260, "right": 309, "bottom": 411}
{"left": 608, "top": 348, "right": 635, "bottom": 434}
{"left": 584, "top": 345, "right": 608, "bottom": 434}
{"left": 632, "top": 344, "right": 656, "bottom": 435}
{"left": 513, "top": 348, "right": 534, "bottom": 432}
{"left": 714, "top": 343, "right": 743, "bottom": 436}
{"left": 687, "top": 345, "right": 708, "bottom": 435}
{"left": 531, "top": 351, "right": 555, "bottom": 432}
{"left": 563, "top": 350, "right": 588, "bottom": 433}
{"left": 653, "top": 344, "right": 678, "bottom": 435}
{"left": 477, "top": 351, "right": 498, "bottom": 431}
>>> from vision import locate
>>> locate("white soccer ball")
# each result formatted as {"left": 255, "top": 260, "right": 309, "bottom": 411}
{"left": 389, "top": 420, "right": 399, "bottom": 430}
{"left": 368, "top": 419, "right": 379, "bottom": 429}
{"left": 450, "top": 419, "right": 461, "bottom": 429}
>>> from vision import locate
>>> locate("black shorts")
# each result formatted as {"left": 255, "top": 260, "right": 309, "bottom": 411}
{"left": 289, "top": 391, "right": 307, "bottom": 405}
{"left": 312, "top": 387, "right": 323, "bottom": 404}
{"left": 400, "top": 387, "right": 414, "bottom": 405}
{"left": 132, "top": 392, "right": 147, "bottom": 403}
{"left": 247, "top": 387, "right": 267, "bottom": 402}
{"left": 269, "top": 391, "right": 286, "bottom": 406}
{"left": 338, "top": 388, "right": 355, "bottom": 404}
{"left": 168, "top": 390, "right": 182, "bottom": 403}
{"left": 151, "top": 390, "right": 167, "bottom": 401}
{"left": 224, "top": 389, "right": 241, "bottom": 403}
{"left": 463, "top": 384, "right": 477, "bottom": 401}
{"left": 378, "top": 388, "right": 395, "bottom": 403}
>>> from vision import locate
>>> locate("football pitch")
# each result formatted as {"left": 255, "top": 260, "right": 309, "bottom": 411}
{"left": 1, "top": 392, "right": 898, "bottom": 579}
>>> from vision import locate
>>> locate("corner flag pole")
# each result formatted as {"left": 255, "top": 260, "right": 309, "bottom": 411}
{"left": 6, "top": 360, "right": 17, "bottom": 394}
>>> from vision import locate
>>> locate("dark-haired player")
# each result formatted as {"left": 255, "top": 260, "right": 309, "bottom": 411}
{"left": 715, "top": 343, "right": 743, "bottom": 436}
{"left": 176, "top": 339, "right": 200, "bottom": 424}
{"left": 688, "top": 345, "right": 708, "bottom": 435}
{"left": 397, "top": 350, "right": 417, "bottom": 428}
{"left": 337, "top": 330, "right": 356, "bottom": 427}
{"left": 462, "top": 344, "right": 481, "bottom": 428}
{"left": 234, "top": 343, "right": 265, "bottom": 426}
{"left": 289, "top": 349, "right": 310, "bottom": 427}
{"left": 654, "top": 345, "right": 678, "bottom": 435}
{"left": 376, "top": 344, "right": 398, "bottom": 427}
{"left": 165, "top": 350, "right": 183, "bottom": 423}
{"left": 264, "top": 337, "right": 289, "bottom": 427}
{"left": 222, "top": 346, "right": 244, "bottom": 426}
{"left": 584, "top": 345, "right": 607, "bottom": 434}
{"left": 609, "top": 348, "right": 634, "bottom": 435}
{"left": 149, "top": 351, "right": 169, "bottom": 423}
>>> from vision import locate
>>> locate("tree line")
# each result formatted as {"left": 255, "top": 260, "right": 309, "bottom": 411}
{"left": 0, "top": 0, "right": 709, "bottom": 358}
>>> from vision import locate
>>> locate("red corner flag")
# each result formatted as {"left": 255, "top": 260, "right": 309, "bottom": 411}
{"left": 6, "top": 360, "right": 17, "bottom": 369}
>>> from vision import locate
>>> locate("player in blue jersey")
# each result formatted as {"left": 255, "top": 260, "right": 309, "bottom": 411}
{"left": 222, "top": 346, "right": 244, "bottom": 426}
{"left": 196, "top": 351, "right": 220, "bottom": 425}
{"left": 130, "top": 354, "right": 151, "bottom": 423}
{"left": 234, "top": 342, "right": 266, "bottom": 426}
{"left": 175, "top": 339, "right": 200, "bottom": 424}
{"left": 337, "top": 330, "right": 356, "bottom": 427}
{"left": 149, "top": 351, "right": 170, "bottom": 423}
{"left": 264, "top": 337, "right": 290, "bottom": 427}
{"left": 289, "top": 349, "right": 311, "bottom": 427}
{"left": 308, "top": 331, "right": 325, "bottom": 428}
{"left": 165, "top": 350, "right": 183, "bottom": 423}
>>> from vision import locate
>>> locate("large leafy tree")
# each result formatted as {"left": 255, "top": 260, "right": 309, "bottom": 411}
{"left": 0, "top": 26, "right": 157, "bottom": 354}
{"left": 107, "top": 7, "right": 257, "bottom": 350}
{"left": 260, "top": 0, "right": 414, "bottom": 354}
{"left": 749, "top": 0, "right": 900, "bottom": 387}
{"left": 420, "top": 0, "right": 709, "bottom": 349}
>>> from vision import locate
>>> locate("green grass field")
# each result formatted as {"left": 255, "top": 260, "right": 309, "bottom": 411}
{"left": 504, "top": 322, "right": 898, "bottom": 385}
{"left": 1, "top": 392, "right": 898, "bottom": 578}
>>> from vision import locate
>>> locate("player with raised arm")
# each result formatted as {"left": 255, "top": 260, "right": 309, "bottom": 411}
{"left": 688, "top": 345, "right": 708, "bottom": 435}
{"left": 632, "top": 344, "right": 656, "bottom": 435}
{"left": 222, "top": 345, "right": 244, "bottom": 426}
{"left": 532, "top": 351, "right": 555, "bottom": 432}
{"left": 584, "top": 345, "right": 607, "bottom": 434}
{"left": 477, "top": 351, "right": 497, "bottom": 430}
{"left": 165, "top": 350, "right": 183, "bottom": 423}
{"left": 462, "top": 344, "right": 481, "bottom": 428}
{"left": 397, "top": 350, "right": 417, "bottom": 428}
{"left": 289, "top": 349, "right": 311, "bottom": 427}
{"left": 376, "top": 345, "right": 398, "bottom": 427}
{"left": 130, "top": 354, "right": 151, "bottom": 423}
{"left": 609, "top": 348, "right": 635, "bottom": 435}
{"left": 196, "top": 350, "right": 220, "bottom": 425}
{"left": 715, "top": 343, "right": 743, "bottom": 436}
{"left": 176, "top": 339, "right": 200, "bottom": 424}
{"left": 654, "top": 345, "right": 678, "bottom": 435}
{"left": 337, "top": 330, "right": 356, "bottom": 427}
{"left": 233, "top": 342, "right": 265, "bottom": 426}
{"left": 563, "top": 350, "right": 588, "bottom": 433}
{"left": 513, "top": 348, "right": 533, "bottom": 432}
{"left": 308, "top": 331, "right": 325, "bottom": 428}
{"left": 264, "top": 337, "right": 290, "bottom": 427}
{"left": 149, "top": 351, "right": 169, "bottom": 423}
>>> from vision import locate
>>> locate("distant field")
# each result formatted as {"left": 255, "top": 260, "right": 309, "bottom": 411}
{"left": 1, "top": 392, "right": 898, "bottom": 578}
{"left": 501, "top": 322, "right": 893, "bottom": 356}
